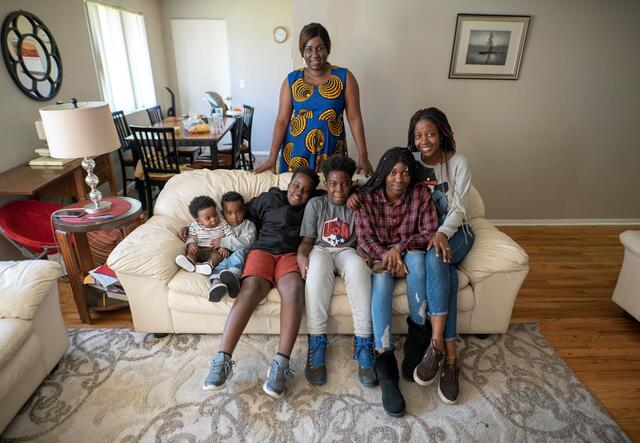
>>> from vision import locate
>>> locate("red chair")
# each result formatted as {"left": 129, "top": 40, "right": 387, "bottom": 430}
{"left": 0, "top": 200, "right": 61, "bottom": 259}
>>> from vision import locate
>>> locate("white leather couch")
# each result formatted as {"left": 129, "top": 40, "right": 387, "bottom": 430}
{"left": 612, "top": 231, "right": 640, "bottom": 321}
{"left": 0, "top": 260, "right": 69, "bottom": 432}
{"left": 108, "top": 169, "right": 529, "bottom": 335}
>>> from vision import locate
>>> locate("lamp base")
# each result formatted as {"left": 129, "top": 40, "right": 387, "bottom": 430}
{"left": 84, "top": 200, "right": 112, "bottom": 214}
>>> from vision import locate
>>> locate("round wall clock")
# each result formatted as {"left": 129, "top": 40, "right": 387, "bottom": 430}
{"left": 1, "top": 10, "right": 63, "bottom": 101}
{"left": 273, "top": 26, "right": 287, "bottom": 43}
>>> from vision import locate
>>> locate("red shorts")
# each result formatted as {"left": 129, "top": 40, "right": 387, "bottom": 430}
{"left": 242, "top": 250, "right": 300, "bottom": 285}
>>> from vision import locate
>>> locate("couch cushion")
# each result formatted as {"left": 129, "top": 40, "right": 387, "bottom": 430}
{"left": 0, "top": 260, "right": 62, "bottom": 320}
{"left": 0, "top": 319, "right": 32, "bottom": 369}
{"left": 168, "top": 269, "right": 472, "bottom": 316}
{"left": 154, "top": 169, "right": 278, "bottom": 222}
{"left": 460, "top": 218, "right": 529, "bottom": 284}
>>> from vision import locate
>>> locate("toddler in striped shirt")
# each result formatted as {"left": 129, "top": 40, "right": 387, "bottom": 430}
{"left": 175, "top": 195, "right": 234, "bottom": 275}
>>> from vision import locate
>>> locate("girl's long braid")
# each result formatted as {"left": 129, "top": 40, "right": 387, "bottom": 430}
{"left": 359, "top": 147, "right": 417, "bottom": 194}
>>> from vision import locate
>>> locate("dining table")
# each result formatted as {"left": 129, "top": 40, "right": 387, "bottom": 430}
{"left": 126, "top": 116, "right": 237, "bottom": 169}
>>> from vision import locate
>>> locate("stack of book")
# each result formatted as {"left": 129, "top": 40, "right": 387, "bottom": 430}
{"left": 83, "top": 264, "right": 126, "bottom": 301}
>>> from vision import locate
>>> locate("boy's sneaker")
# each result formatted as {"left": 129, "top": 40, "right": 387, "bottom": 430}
{"left": 195, "top": 262, "right": 213, "bottom": 275}
{"left": 208, "top": 279, "right": 228, "bottom": 302}
{"left": 353, "top": 335, "right": 378, "bottom": 387}
{"left": 305, "top": 334, "right": 328, "bottom": 385}
{"left": 175, "top": 255, "right": 195, "bottom": 272}
{"left": 438, "top": 361, "right": 460, "bottom": 404}
{"left": 263, "top": 359, "right": 294, "bottom": 398}
{"left": 203, "top": 352, "right": 234, "bottom": 390}
{"left": 414, "top": 339, "right": 444, "bottom": 386}
{"left": 219, "top": 269, "right": 241, "bottom": 298}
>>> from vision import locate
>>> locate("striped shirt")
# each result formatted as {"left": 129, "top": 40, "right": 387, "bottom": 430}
{"left": 186, "top": 220, "right": 234, "bottom": 248}
{"left": 354, "top": 182, "right": 438, "bottom": 260}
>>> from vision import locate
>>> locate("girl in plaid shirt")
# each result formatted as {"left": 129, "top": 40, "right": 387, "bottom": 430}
{"left": 354, "top": 147, "right": 438, "bottom": 417}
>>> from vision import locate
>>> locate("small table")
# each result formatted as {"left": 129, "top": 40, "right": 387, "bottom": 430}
{"left": 125, "top": 116, "right": 236, "bottom": 169}
{"left": 53, "top": 197, "right": 143, "bottom": 324}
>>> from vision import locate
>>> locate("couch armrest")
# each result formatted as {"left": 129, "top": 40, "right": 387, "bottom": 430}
{"left": 459, "top": 218, "right": 529, "bottom": 284}
{"left": 107, "top": 215, "right": 186, "bottom": 283}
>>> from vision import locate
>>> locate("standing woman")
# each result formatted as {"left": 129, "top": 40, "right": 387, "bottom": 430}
{"left": 354, "top": 147, "right": 439, "bottom": 417}
{"left": 253, "top": 23, "right": 373, "bottom": 176}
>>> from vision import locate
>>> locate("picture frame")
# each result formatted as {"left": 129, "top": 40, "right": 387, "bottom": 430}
{"left": 449, "top": 14, "right": 530, "bottom": 80}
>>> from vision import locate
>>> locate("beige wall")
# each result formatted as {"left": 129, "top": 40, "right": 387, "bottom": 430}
{"left": 0, "top": 0, "right": 169, "bottom": 259}
{"left": 293, "top": 0, "right": 640, "bottom": 220}
{"left": 159, "top": 0, "right": 293, "bottom": 155}
{"left": 0, "top": 0, "right": 170, "bottom": 173}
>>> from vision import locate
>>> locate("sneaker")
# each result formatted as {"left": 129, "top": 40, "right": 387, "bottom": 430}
{"left": 203, "top": 352, "right": 234, "bottom": 390}
{"left": 263, "top": 359, "right": 294, "bottom": 398}
{"left": 208, "top": 278, "right": 228, "bottom": 302}
{"left": 175, "top": 255, "right": 195, "bottom": 272}
{"left": 305, "top": 334, "right": 328, "bottom": 385}
{"left": 438, "top": 361, "right": 460, "bottom": 404}
{"left": 219, "top": 269, "right": 240, "bottom": 298}
{"left": 353, "top": 336, "right": 378, "bottom": 387}
{"left": 413, "top": 339, "right": 444, "bottom": 386}
{"left": 195, "top": 262, "right": 213, "bottom": 275}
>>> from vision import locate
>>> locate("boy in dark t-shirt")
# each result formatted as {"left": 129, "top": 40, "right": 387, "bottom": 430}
{"left": 203, "top": 166, "right": 321, "bottom": 399}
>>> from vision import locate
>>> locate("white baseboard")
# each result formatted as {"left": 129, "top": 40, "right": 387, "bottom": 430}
{"left": 490, "top": 219, "right": 640, "bottom": 226}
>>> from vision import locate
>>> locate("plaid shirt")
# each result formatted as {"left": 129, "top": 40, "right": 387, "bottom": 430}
{"left": 355, "top": 182, "right": 438, "bottom": 260}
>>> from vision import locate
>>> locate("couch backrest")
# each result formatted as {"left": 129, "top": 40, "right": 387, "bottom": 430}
{"left": 154, "top": 169, "right": 485, "bottom": 222}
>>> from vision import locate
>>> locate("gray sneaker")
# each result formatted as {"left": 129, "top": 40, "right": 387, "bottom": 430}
{"left": 219, "top": 269, "right": 241, "bottom": 298}
{"left": 203, "top": 352, "right": 234, "bottom": 390}
{"left": 263, "top": 359, "right": 294, "bottom": 398}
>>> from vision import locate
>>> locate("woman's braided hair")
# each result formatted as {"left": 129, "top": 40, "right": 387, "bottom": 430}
{"left": 407, "top": 107, "right": 456, "bottom": 153}
{"left": 359, "top": 147, "right": 417, "bottom": 194}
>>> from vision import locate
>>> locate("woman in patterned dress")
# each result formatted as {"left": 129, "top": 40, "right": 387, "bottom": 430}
{"left": 253, "top": 23, "right": 373, "bottom": 176}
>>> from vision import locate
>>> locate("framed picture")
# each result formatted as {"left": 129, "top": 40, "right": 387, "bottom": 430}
{"left": 449, "top": 14, "right": 531, "bottom": 80}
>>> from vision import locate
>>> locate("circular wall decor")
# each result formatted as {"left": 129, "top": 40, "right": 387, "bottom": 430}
{"left": 1, "top": 10, "right": 63, "bottom": 101}
{"left": 273, "top": 26, "right": 287, "bottom": 43}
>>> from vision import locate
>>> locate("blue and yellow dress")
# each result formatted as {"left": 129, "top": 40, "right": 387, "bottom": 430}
{"left": 278, "top": 66, "right": 348, "bottom": 173}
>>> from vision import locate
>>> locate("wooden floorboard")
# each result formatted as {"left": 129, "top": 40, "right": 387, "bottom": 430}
{"left": 58, "top": 225, "right": 640, "bottom": 440}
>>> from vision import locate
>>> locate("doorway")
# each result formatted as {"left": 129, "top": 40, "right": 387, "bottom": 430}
{"left": 170, "top": 19, "right": 231, "bottom": 116}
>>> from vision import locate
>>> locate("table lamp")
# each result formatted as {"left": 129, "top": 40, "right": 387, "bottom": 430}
{"left": 40, "top": 99, "right": 119, "bottom": 213}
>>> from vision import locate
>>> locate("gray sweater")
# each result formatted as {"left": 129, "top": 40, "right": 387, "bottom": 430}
{"left": 413, "top": 153, "right": 472, "bottom": 239}
{"left": 220, "top": 219, "right": 257, "bottom": 251}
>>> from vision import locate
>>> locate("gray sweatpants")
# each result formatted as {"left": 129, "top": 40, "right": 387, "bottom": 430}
{"left": 305, "top": 246, "right": 373, "bottom": 336}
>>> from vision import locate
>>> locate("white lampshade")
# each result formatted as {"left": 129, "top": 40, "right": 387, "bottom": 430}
{"left": 39, "top": 101, "right": 119, "bottom": 158}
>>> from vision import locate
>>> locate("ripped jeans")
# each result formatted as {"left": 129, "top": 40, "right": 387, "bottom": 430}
{"left": 404, "top": 226, "right": 474, "bottom": 342}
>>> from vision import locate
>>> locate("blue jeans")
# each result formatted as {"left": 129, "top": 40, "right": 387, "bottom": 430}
{"left": 209, "top": 248, "right": 248, "bottom": 280}
{"left": 371, "top": 271, "right": 397, "bottom": 349}
{"left": 404, "top": 226, "right": 474, "bottom": 341}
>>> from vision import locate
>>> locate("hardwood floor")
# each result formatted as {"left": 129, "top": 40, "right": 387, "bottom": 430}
{"left": 58, "top": 225, "right": 640, "bottom": 440}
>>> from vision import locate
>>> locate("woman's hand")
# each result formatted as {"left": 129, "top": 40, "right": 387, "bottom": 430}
{"left": 177, "top": 227, "right": 189, "bottom": 241}
{"left": 297, "top": 253, "right": 310, "bottom": 280}
{"left": 252, "top": 157, "right": 277, "bottom": 174}
{"left": 347, "top": 193, "right": 361, "bottom": 212}
{"left": 357, "top": 156, "right": 373, "bottom": 177}
{"left": 382, "top": 248, "right": 403, "bottom": 273}
{"left": 428, "top": 232, "right": 451, "bottom": 263}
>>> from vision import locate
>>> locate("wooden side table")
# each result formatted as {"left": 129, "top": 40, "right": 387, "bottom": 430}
{"left": 52, "top": 197, "right": 143, "bottom": 324}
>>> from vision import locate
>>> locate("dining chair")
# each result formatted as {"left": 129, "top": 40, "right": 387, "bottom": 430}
{"left": 130, "top": 125, "right": 191, "bottom": 217}
{"left": 112, "top": 111, "right": 145, "bottom": 203}
{"left": 240, "top": 105, "right": 255, "bottom": 170}
{"left": 192, "top": 116, "right": 243, "bottom": 171}
{"left": 146, "top": 105, "right": 164, "bottom": 125}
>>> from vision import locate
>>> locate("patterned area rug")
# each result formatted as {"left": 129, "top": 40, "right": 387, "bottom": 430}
{"left": 2, "top": 322, "right": 628, "bottom": 442}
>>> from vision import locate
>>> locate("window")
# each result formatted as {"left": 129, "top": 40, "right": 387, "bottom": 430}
{"left": 85, "top": 1, "right": 156, "bottom": 113}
